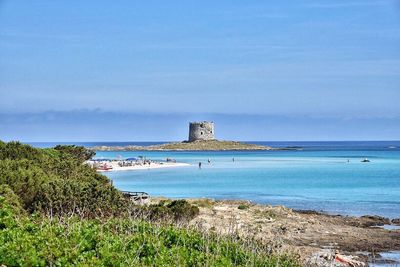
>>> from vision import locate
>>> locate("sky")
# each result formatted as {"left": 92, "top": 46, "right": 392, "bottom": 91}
{"left": 1, "top": 0, "right": 400, "bottom": 141}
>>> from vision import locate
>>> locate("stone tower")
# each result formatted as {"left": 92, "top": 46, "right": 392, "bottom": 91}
{"left": 188, "top": 121, "right": 215, "bottom": 142}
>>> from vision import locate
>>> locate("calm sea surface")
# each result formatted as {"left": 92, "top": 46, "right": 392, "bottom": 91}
{"left": 30, "top": 141, "right": 400, "bottom": 218}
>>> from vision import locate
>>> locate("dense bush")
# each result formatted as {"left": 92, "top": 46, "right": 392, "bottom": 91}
{"left": 0, "top": 196, "right": 300, "bottom": 267}
{"left": 0, "top": 141, "right": 42, "bottom": 161}
{"left": 0, "top": 185, "right": 25, "bottom": 218}
{"left": 167, "top": 200, "right": 200, "bottom": 221}
{"left": 0, "top": 141, "right": 206, "bottom": 222}
{"left": 0, "top": 141, "right": 127, "bottom": 217}
{"left": 54, "top": 145, "right": 96, "bottom": 162}
{"left": 144, "top": 200, "right": 200, "bottom": 223}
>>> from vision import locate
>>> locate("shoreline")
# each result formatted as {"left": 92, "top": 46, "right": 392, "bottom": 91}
{"left": 96, "top": 161, "right": 191, "bottom": 172}
{"left": 153, "top": 196, "right": 400, "bottom": 223}
{"left": 151, "top": 197, "right": 400, "bottom": 266}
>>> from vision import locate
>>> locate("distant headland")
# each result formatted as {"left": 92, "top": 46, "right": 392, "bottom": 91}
{"left": 91, "top": 140, "right": 273, "bottom": 151}
{"left": 91, "top": 121, "right": 279, "bottom": 151}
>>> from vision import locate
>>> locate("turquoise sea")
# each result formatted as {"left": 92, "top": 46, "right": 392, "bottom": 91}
{"left": 31, "top": 141, "right": 400, "bottom": 218}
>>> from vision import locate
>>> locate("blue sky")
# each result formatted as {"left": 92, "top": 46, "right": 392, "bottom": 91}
{"left": 1, "top": 0, "right": 399, "bottom": 141}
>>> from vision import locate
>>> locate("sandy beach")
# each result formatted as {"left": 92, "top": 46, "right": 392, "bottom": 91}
{"left": 95, "top": 161, "right": 190, "bottom": 172}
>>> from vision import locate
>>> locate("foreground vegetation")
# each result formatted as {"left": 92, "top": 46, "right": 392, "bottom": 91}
{"left": 0, "top": 141, "right": 300, "bottom": 266}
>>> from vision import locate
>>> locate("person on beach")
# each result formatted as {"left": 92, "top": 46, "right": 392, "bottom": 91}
{"left": 198, "top": 162, "right": 202, "bottom": 169}
{"left": 208, "top": 158, "right": 211, "bottom": 164}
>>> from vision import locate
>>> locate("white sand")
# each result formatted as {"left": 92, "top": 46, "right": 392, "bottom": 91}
{"left": 96, "top": 161, "right": 190, "bottom": 172}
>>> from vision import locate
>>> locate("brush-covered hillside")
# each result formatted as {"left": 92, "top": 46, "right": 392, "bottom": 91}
{"left": 0, "top": 141, "right": 299, "bottom": 266}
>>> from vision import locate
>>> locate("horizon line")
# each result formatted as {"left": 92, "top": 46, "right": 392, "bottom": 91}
{"left": 19, "top": 139, "right": 400, "bottom": 143}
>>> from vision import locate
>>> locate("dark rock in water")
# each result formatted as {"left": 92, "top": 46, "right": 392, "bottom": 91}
{"left": 392, "top": 218, "right": 400, "bottom": 225}
{"left": 369, "top": 251, "right": 400, "bottom": 266}
{"left": 345, "top": 215, "right": 391, "bottom": 228}
{"left": 359, "top": 215, "right": 391, "bottom": 227}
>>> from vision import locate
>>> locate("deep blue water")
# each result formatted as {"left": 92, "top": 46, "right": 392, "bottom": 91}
{"left": 30, "top": 141, "right": 400, "bottom": 218}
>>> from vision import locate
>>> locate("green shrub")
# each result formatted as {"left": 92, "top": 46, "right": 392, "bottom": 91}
{"left": 238, "top": 204, "right": 250, "bottom": 210}
{"left": 0, "top": 184, "right": 25, "bottom": 216}
{"left": 54, "top": 145, "right": 96, "bottom": 162}
{"left": 0, "top": 207, "right": 300, "bottom": 267}
{"left": 0, "top": 141, "right": 42, "bottom": 161}
{"left": 0, "top": 141, "right": 127, "bottom": 218}
{"left": 0, "top": 141, "right": 202, "bottom": 221}
{"left": 167, "top": 200, "right": 200, "bottom": 221}
{"left": 146, "top": 200, "right": 200, "bottom": 223}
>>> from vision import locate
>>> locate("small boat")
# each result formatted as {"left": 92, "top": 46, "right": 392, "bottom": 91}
{"left": 97, "top": 164, "right": 113, "bottom": 171}
{"left": 361, "top": 158, "right": 370, "bottom": 163}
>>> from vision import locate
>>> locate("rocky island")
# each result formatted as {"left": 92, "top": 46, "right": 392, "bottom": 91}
{"left": 91, "top": 139, "right": 273, "bottom": 151}
{"left": 91, "top": 121, "right": 280, "bottom": 151}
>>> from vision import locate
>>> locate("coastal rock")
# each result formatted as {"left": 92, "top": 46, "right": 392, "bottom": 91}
{"left": 392, "top": 218, "right": 400, "bottom": 225}
{"left": 359, "top": 215, "right": 391, "bottom": 227}
{"left": 186, "top": 199, "right": 400, "bottom": 266}
{"left": 345, "top": 215, "right": 391, "bottom": 228}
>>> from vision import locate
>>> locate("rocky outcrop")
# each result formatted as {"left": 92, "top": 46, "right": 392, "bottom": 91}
{"left": 392, "top": 218, "right": 400, "bottom": 225}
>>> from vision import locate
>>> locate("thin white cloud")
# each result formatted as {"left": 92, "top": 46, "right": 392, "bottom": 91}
{"left": 0, "top": 32, "right": 86, "bottom": 40}
{"left": 306, "top": 0, "right": 392, "bottom": 8}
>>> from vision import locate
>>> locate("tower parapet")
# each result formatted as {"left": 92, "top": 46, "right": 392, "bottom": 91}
{"left": 188, "top": 121, "right": 215, "bottom": 142}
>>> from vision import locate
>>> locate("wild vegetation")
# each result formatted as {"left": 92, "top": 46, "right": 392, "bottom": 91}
{"left": 0, "top": 141, "right": 126, "bottom": 217}
{"left": 0, "top": 141, "right": 300, "bottom": 266}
